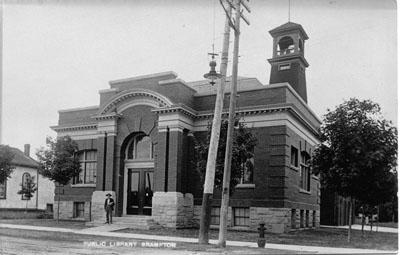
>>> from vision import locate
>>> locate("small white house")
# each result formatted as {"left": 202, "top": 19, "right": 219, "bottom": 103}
{"left": 0, "top": 144, "right": 54, "bottom": 210}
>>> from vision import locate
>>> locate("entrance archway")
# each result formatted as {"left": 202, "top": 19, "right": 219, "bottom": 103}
{"left": 122, "top": 132, "right": 154, "bottom": 215}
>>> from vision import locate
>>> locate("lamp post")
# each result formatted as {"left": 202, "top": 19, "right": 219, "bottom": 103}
{"left": 204, "top": 53, "right": 222, "bottom": 85}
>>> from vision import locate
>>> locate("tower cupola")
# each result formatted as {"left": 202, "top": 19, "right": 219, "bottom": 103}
{"left": 268, "top": 22, "right": 309, "bottom": 102}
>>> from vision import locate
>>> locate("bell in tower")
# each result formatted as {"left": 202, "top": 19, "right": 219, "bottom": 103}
{"left": 268, "top": 22, "right": 309, "bottom": 103}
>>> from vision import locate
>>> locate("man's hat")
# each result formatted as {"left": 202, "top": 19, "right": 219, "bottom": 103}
{"left": 106, "top": 193, "right": 112, "bottom": 197}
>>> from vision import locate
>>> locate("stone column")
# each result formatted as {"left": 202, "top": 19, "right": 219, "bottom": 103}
{"left": 152, "top": 192, "right": 193, "bottom": 228}
{"left": 90, "top": 191, "right": 116, "bottom": 222}
{"left": 152, "top": 109, "right": 195, "bottom": 228}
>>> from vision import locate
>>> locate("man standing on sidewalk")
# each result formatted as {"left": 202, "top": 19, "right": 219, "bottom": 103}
{"left": 104, "top": 193, "right": 114, "bottom": 224}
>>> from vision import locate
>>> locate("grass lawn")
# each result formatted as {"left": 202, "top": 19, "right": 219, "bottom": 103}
{"left": 0, "top": 218, "right": 89, "bottom": 229}
{"left": 374, "top": 222, "right": 398, "bottom": 228}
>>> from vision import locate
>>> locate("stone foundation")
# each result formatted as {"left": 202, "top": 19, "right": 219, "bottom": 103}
{"left": 90, "top": 191, "right": 116, "bottom": 222}
{"left": 152, "top": 192, "right": 193, "bottom": 228}
{"left": 53, "top": 200, "right": 91, "bottom": 221}
{"left": 193, "top": 205, "right": 320, "bottom": 233}
{"left": 250, "top": 207, "right": 291, "bottom": 233}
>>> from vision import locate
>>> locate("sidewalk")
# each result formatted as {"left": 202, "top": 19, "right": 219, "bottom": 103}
{"left": 0, "top": 223, "right": 396, "bottom": 254}
{"left": 321, "top": 224, "right": 398, "bottom": 234}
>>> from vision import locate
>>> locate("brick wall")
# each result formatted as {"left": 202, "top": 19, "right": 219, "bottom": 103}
{"left": 58, "top": 108, "right": 98, "bottom": 126}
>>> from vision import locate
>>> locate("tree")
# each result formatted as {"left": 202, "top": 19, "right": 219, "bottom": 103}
{"left": 36, "top": 136, "right": 81, "bottom": 222}
{"left": 0, "top": 145, "right": 15, "bottom": 184}
{"left": 17, "top": 175, "right": 38, "bottom": 212}
{"left": 194, "top": 118, "right": 258, "bottom": 194}
{"left": 312, "top": 98, "right": 397, "bottom": 241}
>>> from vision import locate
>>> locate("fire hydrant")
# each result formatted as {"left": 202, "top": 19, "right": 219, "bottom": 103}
{"left": 257, "top": 223, "right": 266, "bottom": 248}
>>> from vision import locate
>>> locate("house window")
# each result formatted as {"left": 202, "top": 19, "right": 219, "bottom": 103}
{"left": 278, "top": 63, "right": 291, "bottom": 70}
{"left": 233, "top": 207, "right": 250, "bottom": 227}
{"left": 74, "top": 150, "right": 97, "bottom": 184}
{"left": 0, "top": 180, "right": 6, "bottom": 199}
{"left": 240, "top": 158, "right": 254, "bottom": 184}
{"left": 306, "top": 210, "right": 310, "bottom": 227}
{"left": 126, "top": 134, "right": 153, "bottom": 160}
{"left": 300, "top": 152, "right": 311, "bottom": 191}
{"left": 210, "top": 207, "right": 220, "bottom": 225}
{"left": 46, "top": 203, "right": 54, "bottom": 213}
{"left": 21, "top": 173, "right": 31, "bottom": 200}
{"left": 290, "top": 146, "right": 298, "bottom": 168}
{"left": 74, "top": 202, "right": 85, "bottom": 218}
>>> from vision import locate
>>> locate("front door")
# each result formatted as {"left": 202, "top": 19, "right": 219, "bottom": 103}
{"left": 127, "top": 168, "right": 154, "bottom": 215}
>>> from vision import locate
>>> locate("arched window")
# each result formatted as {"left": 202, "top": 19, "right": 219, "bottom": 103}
{"left": 126, "top": 134, "right": 153, "bottom": 160}
{"left": 73, "top": 150, "right": 97, "bottom": 185}
{"left": 21, "top": 173, "right": 31, "bottom": 200}
{"left": 278, "top": 36, "right": 294, "bottom": 55}
{"left": 300, "top": 152, "right": 311, "bottom": 191}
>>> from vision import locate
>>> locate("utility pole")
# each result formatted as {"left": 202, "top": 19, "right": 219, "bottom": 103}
{"left": 198, "top": 1, "right": 232, "bottom": 245}
{"left": 218, "top": 0, "right": 250, "bottom": 247}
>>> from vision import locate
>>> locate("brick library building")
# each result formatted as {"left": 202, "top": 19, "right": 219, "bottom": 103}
{"left": 51, "top": 22, "right": 321, "bottom": 233}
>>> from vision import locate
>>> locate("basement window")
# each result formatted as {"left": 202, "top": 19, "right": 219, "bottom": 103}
{"left": 278, "top": 64, "right": 291, "bottom": 71}
{"left": 233, "top": 207, "right": 250, "bottom": 227}
{"left": 74, "top": 202, "right": 85, "bottom": 218}
{"left": 211, "top": 207, "right": 220, "bottom": 225}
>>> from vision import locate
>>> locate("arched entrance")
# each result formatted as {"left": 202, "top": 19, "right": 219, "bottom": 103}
{"left": 122, "top": 132, "right": 154, "bottom": 215}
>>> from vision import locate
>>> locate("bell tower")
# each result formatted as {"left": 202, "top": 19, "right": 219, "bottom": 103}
{"left": 268, "top": 22, "right": 309, "bottom": 103}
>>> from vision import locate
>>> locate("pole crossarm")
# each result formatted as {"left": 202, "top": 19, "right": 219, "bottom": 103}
{"left": 221, "top": 0, "right": 250, "bottom": 31}
{"left": 219, "top": 0, "right": 236, "bottom": 32}
{"left": 241, "top": 0, "right": 251, "bottom": 13}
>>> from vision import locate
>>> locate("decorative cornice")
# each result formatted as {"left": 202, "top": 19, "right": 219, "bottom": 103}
{"left": 195, "top": 106, "right": 291, "bottom": 120}
{"left": 97, "top": 89, "right": 173, "bottom": 115}
{"left": 194, "top": 105, "right": 320, "bottom": 136}
{"left": 92, "top": 113, "right": 122, "bottom": 121}
{"left": 152, "top": 104, "right": 197, "bottom": 119}
{"left": 51, "top": 123, "right": 98, "bottom": 132}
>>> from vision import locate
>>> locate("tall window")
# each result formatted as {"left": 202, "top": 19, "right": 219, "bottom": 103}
{"left": 290, "top": 146, "right": 298, "bottom": 168}
{"left": 300, "top": 152, "right": 311, "bottom": 191}
{"left": 21, "top": 173, "right": 31, "bottom": 200}
{"left": 73, "top": 150, "right": 97, "bottom": 184}
{"left": 126, "top": 134, "right": 153, "bottom": 160}
{"left": 0, "top": 181, "right": 6, "bottom": 199}
{"left": 240, "top": 158, "right": 254, "bottom": 184}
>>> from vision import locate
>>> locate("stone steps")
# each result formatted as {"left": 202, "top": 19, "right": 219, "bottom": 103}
{"left": 86, "top": 215, "right": 161, "bottom": 230}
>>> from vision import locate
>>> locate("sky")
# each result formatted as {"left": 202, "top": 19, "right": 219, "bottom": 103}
{"left": 1, "top": 0, "right": 397, "bottom": 157}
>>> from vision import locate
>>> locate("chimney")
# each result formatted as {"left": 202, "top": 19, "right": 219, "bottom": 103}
{"left": 24, "top": 144, "right": 30, "bottom": 157}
